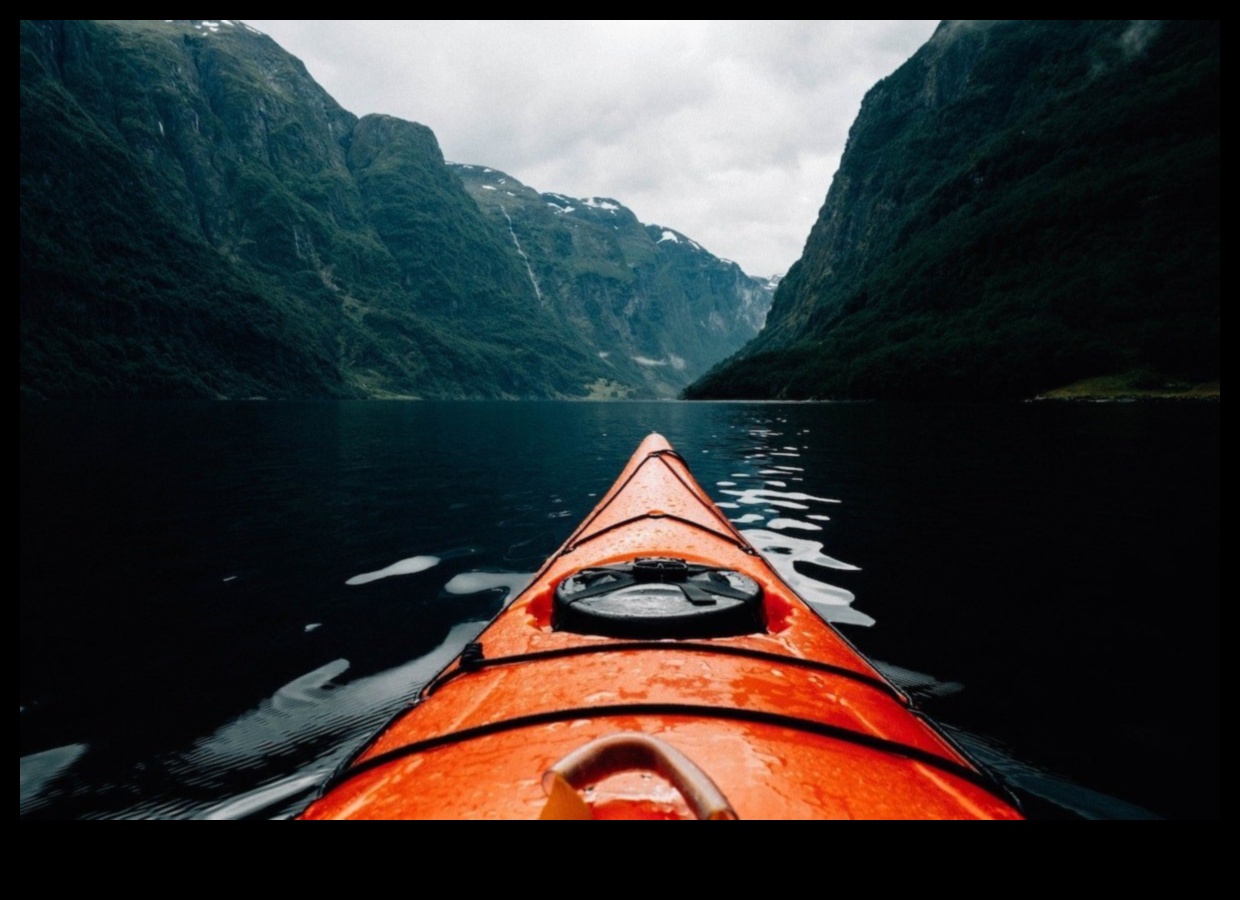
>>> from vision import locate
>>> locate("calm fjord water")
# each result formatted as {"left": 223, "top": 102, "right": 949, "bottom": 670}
{"left": 20, "top": 400, "right": 1219, "bottom": 818}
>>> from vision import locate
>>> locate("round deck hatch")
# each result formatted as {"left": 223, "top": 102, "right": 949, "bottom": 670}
{"left": 553, "top": 557, "right": 764, "bottom": 639}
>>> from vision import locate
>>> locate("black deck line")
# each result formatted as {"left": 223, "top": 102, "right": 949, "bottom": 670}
{"left": 320, "top": 701, "right": 1012, "bottom": 806}
{"left": 422, "top": 640, "right": 907, "bottom": 704}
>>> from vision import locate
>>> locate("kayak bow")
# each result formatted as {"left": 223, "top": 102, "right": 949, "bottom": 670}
{"left": 302, "top": 434, "right": 1021, "bottom": 820}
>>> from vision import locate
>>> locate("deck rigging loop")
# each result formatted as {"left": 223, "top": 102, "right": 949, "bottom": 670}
{"left": 540, "top": 732, "right": 738, "bottom": 821}
{"left": 317, "top": 702, "right": 1014, "bottom": 805}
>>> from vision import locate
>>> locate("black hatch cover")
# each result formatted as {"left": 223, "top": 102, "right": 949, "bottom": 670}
{"left": 553, "top": 557, "right": 765, "bottom": 639}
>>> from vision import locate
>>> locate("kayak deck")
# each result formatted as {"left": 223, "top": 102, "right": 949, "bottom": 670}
{"left": 302, "top": 434, "right": 1021, "bottom": 819}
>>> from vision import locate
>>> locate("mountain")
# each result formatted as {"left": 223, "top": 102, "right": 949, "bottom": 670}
{"left": 686, "top": 20, "right": 1219, "bottom": 400}
{"left": 452, "top": 164, "right": 773, "bottom": 396}
{"left": 20, "top": 20, "right": 769, "bottom": 399}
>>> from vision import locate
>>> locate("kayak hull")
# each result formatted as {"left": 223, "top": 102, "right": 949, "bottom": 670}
{"left": 302, "top": 434, "right": 1021, "bottom": 820}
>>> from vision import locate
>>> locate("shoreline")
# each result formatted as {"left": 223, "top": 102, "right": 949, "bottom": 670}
{"left": 1034, "top": 374, "right": 1219, "bottom": 402}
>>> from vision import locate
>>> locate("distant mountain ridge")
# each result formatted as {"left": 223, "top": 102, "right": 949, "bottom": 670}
{"left": 20, "top": 20, "right": 770, "bottom": 399}
{"left": 687, "top": 20, "right": 1219, "bottom": 400}
{"left": 452, "top": 163, "right": 772, "bottom": 396}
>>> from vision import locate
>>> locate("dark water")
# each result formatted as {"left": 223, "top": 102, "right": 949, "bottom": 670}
{"left": 20, "top": 400, "right": 1219, "bottom": 819}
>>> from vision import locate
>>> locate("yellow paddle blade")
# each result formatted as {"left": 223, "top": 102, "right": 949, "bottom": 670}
{"left": 538, "top": 773, "right": 593, "bottom": 820}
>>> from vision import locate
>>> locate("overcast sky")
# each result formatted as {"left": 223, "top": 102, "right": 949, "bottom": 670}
{"left": 244, "top": 20, "right": 939, "bottom": 277}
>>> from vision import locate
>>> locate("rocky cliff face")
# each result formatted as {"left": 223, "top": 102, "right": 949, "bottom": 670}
{"left": 452, "top": 164, "right": 772, "bottom": 396}
{"left": 688, "top": 20, "right": 1219, "bottom": 400}
{"left": 21, "top": 20, "right": 768, "bottom": 399}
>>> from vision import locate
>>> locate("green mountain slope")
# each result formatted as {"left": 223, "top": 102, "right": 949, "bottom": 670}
{"left": 20, "top": 20, "right": 699, "bottom": 399}
{"left": 687, "top": 20, "right": 1219, "bottom": 400}
{"left": 21, "top": 20, "right": 348, "bottom": 398}
{"left": 453, "top": 164, "right": 773, "bottom": 395}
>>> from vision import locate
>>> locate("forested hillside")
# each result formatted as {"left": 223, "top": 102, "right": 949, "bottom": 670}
{"left": 687, "top": 21, "right": 1219, "bottom": 400}
{"left": 20, "top": 21, "right": 769, "bottom": 399}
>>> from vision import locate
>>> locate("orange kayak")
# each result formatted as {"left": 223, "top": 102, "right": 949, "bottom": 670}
{"left": 301, "top": 434, "right": 1022, "bottom": 820}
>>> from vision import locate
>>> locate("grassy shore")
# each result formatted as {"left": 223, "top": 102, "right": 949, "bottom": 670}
{"left": 1037, "top": 372, "right": 1219, "bottom": 401}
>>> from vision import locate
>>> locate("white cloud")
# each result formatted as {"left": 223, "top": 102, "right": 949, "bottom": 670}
{"left": 244, "top": 20, "right": 938, "bottom": 277}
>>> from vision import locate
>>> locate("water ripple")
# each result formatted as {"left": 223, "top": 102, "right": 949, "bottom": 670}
{"left": 767, "top": 518, "right": 822, "bottom": 532}
{"left": 20, "top": 743, "right": 88, "bottom": 815}
{"left": 345, "top": 555, "right": 439, "bottom": 586}
{"left": 743, "top": 529, "right": 872, "bottom": 628}
{"left": 443, "top": 571, "right": 533, "bottom": 601}
{"left": 709, "top": 437, "right": 867, "bottom": 627}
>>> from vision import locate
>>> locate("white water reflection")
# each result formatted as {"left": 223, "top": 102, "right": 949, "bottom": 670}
{"left": 20, "top": 743, "right": 88, "bottom": 815}
{"left": 187, "top": 619, "right": 489, "bottom": 819}
{"left": 21, "top": 400, "right": 1205, "bottom": 820}
{"left": 767, "top": 518, "right": 822, "bottom": 532}
{"left": 743, "top": 529, "right": 859, "bottom": 572}
{"left": 717, "top": 433, "right": 870, "bottom": 629}
{"left": 201, "top": 771, "right": 330, "bottom": 821}
{"left": 443, "top": 571, "right": 533, "bottom": 600}
{"left": 346, "top": 555, "right": 439, "bottom": 586}
{"left": 274, "top": 658, "right": 351, "bottom": 710}
{"left": 119, "top": 566, "right": 535, "bottom": 819}
{"left": 725, "top": 493, "right": 808, "bottom": 510}
{"left": 719, "top": 488, "right": 839, "bottom": 506}
{"left": 742, "top": 529, "right": 871, "bottom": 627}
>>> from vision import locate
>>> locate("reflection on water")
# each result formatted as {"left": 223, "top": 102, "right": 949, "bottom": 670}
{"left": 200, "top": 771, "right": 329, "bottom": 821}
{"left": 872, "top": 659, "right": 964, "bottom": 699}
{"left": 345, "top": 555, "right": 440, "bottom": 586}
{"left": 744, "top": 529, "right": 872, "bottom": 628}
{"left": 443, "top": 571, "right": 533, "bottom": 599}
{"left": 19, "top": 743, "right": 87, "bottom": 816}
{"left": 711, "top": 425, "right": 868, "bottom": 627}
{"left": 945, "top": 725, "right": 1161, "bottom": 821}
{"left": 767, "top": 518, "right": 822, "bottom": 531}
{"left": 871, "top": 657, "right": 1160, "bottom": 818}
{"left": 19, "top": 400, "right": 1219, "bottom": 819}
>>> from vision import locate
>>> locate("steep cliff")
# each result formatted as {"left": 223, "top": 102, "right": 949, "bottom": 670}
{"left": 24, "top": 20, "right": 756, "bottom": 399}
{"left": 453, "top": 164, "right": 773, "bottom": 395}
{"left": 687, "top": 20, "right": 1219, "bottom": 400}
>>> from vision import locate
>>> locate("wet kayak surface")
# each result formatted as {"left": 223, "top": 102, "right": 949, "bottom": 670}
{"left": 20, "top": 400, "right": 1219, "bottom": 818}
